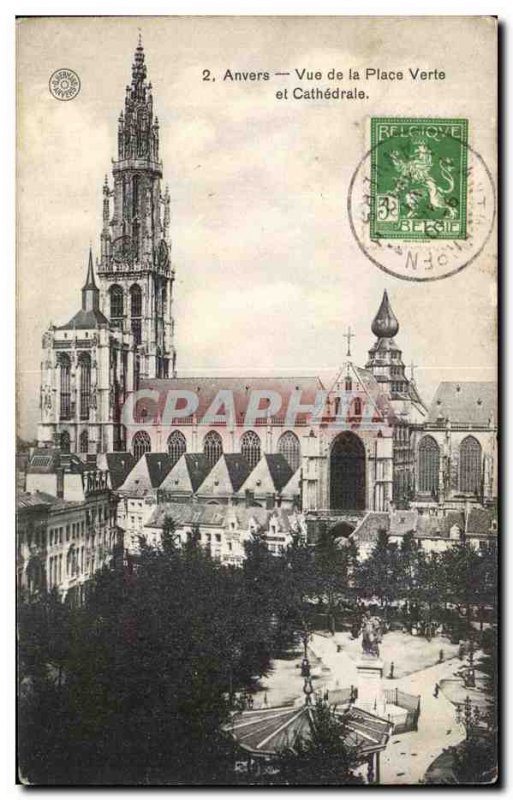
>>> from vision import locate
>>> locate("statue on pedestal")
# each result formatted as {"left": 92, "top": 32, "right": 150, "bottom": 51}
{"left": 360, "top": 615, "right": 383, "bottom": 658}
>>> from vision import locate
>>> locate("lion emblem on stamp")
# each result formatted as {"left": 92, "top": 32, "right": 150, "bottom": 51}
{"left": 370, "top": 118, "right": 468, "bottom": 241}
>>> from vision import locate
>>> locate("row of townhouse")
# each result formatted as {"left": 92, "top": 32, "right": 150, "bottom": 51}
{"left": 346, "top": 506, "right": 498, "bottom": 561}
{"left": 17, "top": 449, "right": 122, "bottom": 602}
{"left": 99, "top": 450, "right": 300, "bottom": 546}
{"left": 139, "top": 503, "right": 306, "bottom": 565}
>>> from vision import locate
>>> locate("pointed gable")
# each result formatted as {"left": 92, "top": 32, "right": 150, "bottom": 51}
{"left": 159, "top": 453, "right": 213, "bottom": 496}
{"left": 280, "top": 467, "right": 300, "bottom": 499}
{"left": 118, "top": 453, "right": 172, "bottom": 494}
{"left": 225, "top": 454, "right": 252, "bottom": 492}
{"left": 196, "top": 456, "right": 233, "bottom": 499}
{"left": 158, "top": 454, "right": 196, "bottom": 495}
{"left": 196, "top": 454, "right": 250, "bottom": 499}
{"left": 238, "top": 454, "right": 292, "bottom": 498}
{"left": 265, "top": 455, "right": 294, "bottom": 492}
{"left": 145, "top": 454, "right": 174, "bottom": 487}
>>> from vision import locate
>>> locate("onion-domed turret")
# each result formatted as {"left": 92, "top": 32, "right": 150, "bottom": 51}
{"left": 371, "top": 290, "right": 399, "bottom": 338}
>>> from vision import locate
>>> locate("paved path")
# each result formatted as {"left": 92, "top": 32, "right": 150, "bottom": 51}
{"left": 310, "top": 633, "right": 468, "bottom": 785}
{"left": 380, "top": 658, "right": 466, "bottom": 785}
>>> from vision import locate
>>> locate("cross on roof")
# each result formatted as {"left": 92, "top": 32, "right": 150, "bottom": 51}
{"left": 344, "top": 326, "right": 354, "bottom": 358}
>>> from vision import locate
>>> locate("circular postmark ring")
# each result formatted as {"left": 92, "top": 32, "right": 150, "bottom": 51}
{"left": 347, "top": 133, "right": 496, "bottom": 283}
{"left": 49, "top": 68, "right": 81, "bottom": 102}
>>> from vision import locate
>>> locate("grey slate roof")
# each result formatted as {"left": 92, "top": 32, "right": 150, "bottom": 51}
{"left": 183, "top": 454, "right": 214, "bottom": 492}
{"left": 27, "top": 449, "right": 85, "bottom": 474}
{"left": 264, "top": 454, "right": 294, "bottom": 492}
{"left": 467, "top": 507, "right": 497, "bottom": 535}
{"left": 16, "top": 491, "right": 81, "bottom": 512}
{"left": 223, "top": 454, "right": 252, "bottom": 492}
{"left": 145, "top": 503, "right": 298, "bottom": 533}
{"left": 144, "top": 454, "right": 175, "bottom": 487}
{"left": 58, "top": 308, "right": 110, "bottom": 330}
{"left": 427, "top": 382, "right": 497, "bottom": 426}
{"left": 105, "top": 452, "right": 136, "bottom": 490}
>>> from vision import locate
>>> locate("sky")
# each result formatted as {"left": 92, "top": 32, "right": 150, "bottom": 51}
{"left": 16, "top": 16, "right": 497, "bottom": 439}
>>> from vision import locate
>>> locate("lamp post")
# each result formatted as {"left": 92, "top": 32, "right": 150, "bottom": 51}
{"left": 300, "top": 626, "right": 311, "bottom": 678}
{"left": 455, "top": 695, "right": 482, "bottom": 740}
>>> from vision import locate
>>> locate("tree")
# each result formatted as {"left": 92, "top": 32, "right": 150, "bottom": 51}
{"left": 355, "top": 530, "right": 400, "bottom": 613}
{"left": 18, "top": 533, "right": 283, "bottom": 784}
{"left": 441, "top": 542, "right": 494, "bottom": 636}
{"left": 310, "top": 531, "right": 357, "bottom": 635}
{"left": 273, "top": 698, "right": 364, "bottom": 785}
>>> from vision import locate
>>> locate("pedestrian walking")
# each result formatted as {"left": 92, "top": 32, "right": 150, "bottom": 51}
{"left": 388, "top": 662, "right": 395, "bottom": 679}
{"left": 433, "top": 682, "right": 440, "bottom": 698}
{"left": 439, "top": 648, "right": 444, "bottom": 663}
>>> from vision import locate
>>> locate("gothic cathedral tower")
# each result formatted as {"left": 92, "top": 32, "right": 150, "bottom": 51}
{"left": 97, "top": 37, "right": 176, "bottom": 384}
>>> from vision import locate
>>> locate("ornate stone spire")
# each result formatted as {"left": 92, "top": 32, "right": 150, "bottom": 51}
{"left": 371, "top": 290, "right": 399, "bottom": 338}
{"left": 117, "top": 35, "right": 158, "bottom": 162}
{"left": 131, "top": 34, "right": 147, "bottom": 87}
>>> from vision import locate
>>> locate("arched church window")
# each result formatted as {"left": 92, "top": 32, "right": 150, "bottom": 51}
{"left": 417, "top": 436, "right": 440, "bottom": 494}
{"left": 278, "top": 431, "right": 300, "bottom": 472}
{"left": 354, "top": 397, "right": 362, "bottom": 417}
{"left": 130, "top": 284, "right": 142, "bottom": 345}
{"left": 459, "top": 436, "right": 482, "bottom": 494}
{"left": 78, "top": 353, "right": 91, "bottom": 421}
{"left": 203, "top": 431, "right": 223, "bottom": 465}
{"left": 241, "top": 431, "right": 261, "bottom": 469}
{"left": 79, "top": 429, "right": 89, "bottom": 454}
{"left": 60, "top": 431, "right": 71, "bottom": 454}
{"left": 167, "top": 430, "right": 186, "bottom": 465}
{"left": 109, "top": 285, "right": 124, "bottom": 322}
{"left": 132, "top": 430, "right": 151, "bottom": 460}
{"left": 58, "top": 354, "right": 71, "bottom": 421}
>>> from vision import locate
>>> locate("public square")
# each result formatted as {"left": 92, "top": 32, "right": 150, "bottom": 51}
{"left": 254, "top": 629, "right": 488, "bottom": 784}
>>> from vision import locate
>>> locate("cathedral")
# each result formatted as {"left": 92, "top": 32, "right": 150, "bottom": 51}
{"left": 36, "top": 40, "right": 497, "bottom": 526}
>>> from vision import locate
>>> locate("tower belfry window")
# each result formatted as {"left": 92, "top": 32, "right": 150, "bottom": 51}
{"left": 130, "top": 284, "right": 142, "bottom": 345}
{"left": 58, "top": 354, "right": 71, "bottom": 421}
{"left": 109, "top": 285, "right": 124, "bottom": 322}
{"left": 132, "top": 175, "right": 139, "bottom": 219}
{"left": 78, "top": 353, "right": 91, "bottom": 421}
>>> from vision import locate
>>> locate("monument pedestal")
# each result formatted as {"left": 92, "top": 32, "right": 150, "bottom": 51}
{"left": 355, "top": 658, "right": 385, "bottom": 718}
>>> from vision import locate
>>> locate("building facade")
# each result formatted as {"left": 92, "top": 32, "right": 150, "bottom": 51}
{"left": 19, "top": 451, "right": 122, "bottom": 601}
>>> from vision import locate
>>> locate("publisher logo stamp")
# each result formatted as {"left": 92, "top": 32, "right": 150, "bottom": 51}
{"left": 49, "top": 68, "right": 81, "bottom": 101}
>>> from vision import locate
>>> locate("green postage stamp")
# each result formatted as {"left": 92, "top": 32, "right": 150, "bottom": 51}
{"left": 370, "top": 118, "right": 469, "bottom": 241}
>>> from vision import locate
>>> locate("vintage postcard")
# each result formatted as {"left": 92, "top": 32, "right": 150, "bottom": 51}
{"left": 16, "top": 16, "right": 498, "bottom": 785}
